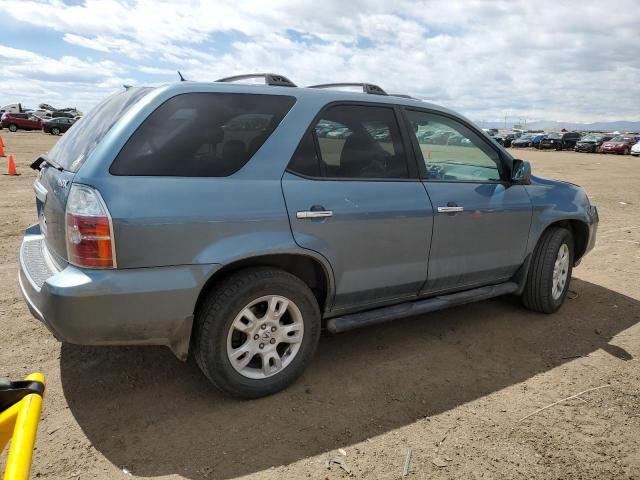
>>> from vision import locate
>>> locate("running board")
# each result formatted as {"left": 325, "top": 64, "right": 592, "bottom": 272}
{"left": 326, "top": 282, "right": 518, "bottom": 334}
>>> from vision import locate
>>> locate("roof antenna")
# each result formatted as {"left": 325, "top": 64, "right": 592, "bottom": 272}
{"left": 178, "top": 71, "right": 186, "bottom": 82}
{"left": 123, "top": 84, "right": 132, "bottom": 90}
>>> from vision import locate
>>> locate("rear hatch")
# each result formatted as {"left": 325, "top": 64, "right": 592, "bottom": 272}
{"left": 33, "top": 87, "right": 152, "bottom": 263}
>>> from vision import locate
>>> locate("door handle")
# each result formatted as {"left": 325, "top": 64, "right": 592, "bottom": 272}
{"left": 296, "top": 210, "right": 334, "bottom": 219}
{"left": 437, "top": 206, "right": 464, "bottom": 213}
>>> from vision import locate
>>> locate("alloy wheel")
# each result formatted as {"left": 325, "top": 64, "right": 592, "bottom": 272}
{"left": 552, "top": 244, "right": 570, "bottom": 300}
{"left": 226, "top": 295, "right": 304, "bottom": 379}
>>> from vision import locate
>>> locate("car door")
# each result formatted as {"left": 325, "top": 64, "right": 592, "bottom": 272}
{"left": 26, "top": 116, "right": 39, "bottom": 130}
{"left": 282, "top": 103, "right": 434, "bottom": 311}
{"left": 403, "top": 108, "right": 532, "bottom": 294}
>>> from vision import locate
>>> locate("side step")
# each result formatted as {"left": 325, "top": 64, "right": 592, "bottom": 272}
{"left": 326, "top": 282, "right": 518, "bottom": 334}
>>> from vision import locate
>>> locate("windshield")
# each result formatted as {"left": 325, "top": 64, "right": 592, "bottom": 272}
{"left": 519, "top": 134, "right": 533, "bottom": 140}
{"left": 581, "top": 135, "right": 600, "bottom": 142}
{"left": 610, "top": 136, "right": 631, "bottom": 142}
{"left": 48, "top": 86, "right": 153, "bottom": 171}
{"left": 547, "top": 132, "right": 562, "bottom": 139}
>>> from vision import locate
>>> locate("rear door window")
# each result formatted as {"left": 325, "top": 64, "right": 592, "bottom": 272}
{"left": 110, "top": 93, "right": 296, "bottom": 177}
{"left": 288, "top": 104, "right": 410, "bottom": 179}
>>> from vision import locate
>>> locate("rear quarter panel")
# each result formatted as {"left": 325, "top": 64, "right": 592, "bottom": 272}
{"left": 73, "top": 84, "right": 335, "bottom": 273}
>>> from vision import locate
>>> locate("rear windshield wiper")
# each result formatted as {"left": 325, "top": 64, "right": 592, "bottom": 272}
{"left": 31, "top": 155, "right": 63, "bottom": 172}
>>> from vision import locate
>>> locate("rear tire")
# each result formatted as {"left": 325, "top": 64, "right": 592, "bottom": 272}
{"left": 623, "top": 147, "right": 630, "bottom": 155}
{"left": 193, "top": 267, "right": 321, "bottom": 398}
{"left": 523, "top": 227, "right": 574, "bottom": 314}
{"left": 51, "top": 127, "right": 60, "bottom": 135}
{"left": 8, "top": 124, "right": 17, "bottom": 132}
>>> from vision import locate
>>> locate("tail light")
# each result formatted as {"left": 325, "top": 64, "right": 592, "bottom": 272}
{"left": 65, "top": 184, "right": 116, "bottom": 268}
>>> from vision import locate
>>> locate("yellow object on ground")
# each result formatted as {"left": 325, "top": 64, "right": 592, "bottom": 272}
{"left": 0, "top": 373, "right": 45, "bottom": 480}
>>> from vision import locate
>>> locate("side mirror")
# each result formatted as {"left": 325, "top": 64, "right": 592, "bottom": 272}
{"left": 511, "top": 159, "right": 531, "bottom": 184}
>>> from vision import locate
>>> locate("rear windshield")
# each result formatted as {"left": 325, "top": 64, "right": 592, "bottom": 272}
{"left": 110, "top": 93, "right": 296, "bottom": 177}
{"left": 48, "top": 87, "right": 153, "bottom": 172}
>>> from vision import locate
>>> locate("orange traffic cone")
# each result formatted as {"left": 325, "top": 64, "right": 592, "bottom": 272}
{"left": 4, "top": 155, "right": 19, "bottom": 176}
{"left": 0, "top": 142, "right": 4, "bottom": 157}
{"left": 0, "top": 135, "right": 4, "bottom": 147}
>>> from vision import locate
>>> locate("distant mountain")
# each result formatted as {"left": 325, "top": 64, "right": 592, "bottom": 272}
{"left": 479, "top": 120, "right": 640, "bottom": 132}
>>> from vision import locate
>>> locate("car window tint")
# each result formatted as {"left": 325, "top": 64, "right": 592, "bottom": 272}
{"left": 288, "top": 131, "right": 321, "bottom": 177}
{"left": 405, "top": 110, "right": 502, "bottom": 182}
{"left": 49, "top": 87, "right": 153, "bottom": 171}
{"left": 310, "top": 105, "right": 409, "bottom": 179}
{"left": 111, "top": 93, "right": 296, "bottom": 177}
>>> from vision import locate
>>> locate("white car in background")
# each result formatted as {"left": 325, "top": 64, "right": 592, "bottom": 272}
{"left": 631, "top": 141, "right": 640, "bottom": 157}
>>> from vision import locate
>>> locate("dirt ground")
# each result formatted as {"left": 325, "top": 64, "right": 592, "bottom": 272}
{"left": 1, "top": 131, "right": 639, "bottom": 480}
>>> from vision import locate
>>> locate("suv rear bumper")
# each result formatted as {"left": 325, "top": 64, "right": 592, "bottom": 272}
{"left": 19, "top": 224, "right": 220, "bottom": 360}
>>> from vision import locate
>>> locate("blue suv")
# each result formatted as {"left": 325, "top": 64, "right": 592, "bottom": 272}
{"left": 19, "top": 74, "right": 598, "bottom": 397}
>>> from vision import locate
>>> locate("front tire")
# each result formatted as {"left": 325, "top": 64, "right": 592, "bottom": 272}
{"left": 8, "top": 124, "right": 17, "bottom": 132}
{"left": 523, "top": 227, "right": 574, "bottom": 313}
{"left": 193, "top": 267, "right": 321, "bottom": 398}
{"left": 51, "top": 127, "right": 60, "bottom": 135}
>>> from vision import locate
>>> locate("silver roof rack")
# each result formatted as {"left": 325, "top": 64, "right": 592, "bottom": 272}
{"left": 215, "top": 73, "right": 297, "bottom": 87}
{"left": 307, "top": 82, "right": 387, "bottom": 96}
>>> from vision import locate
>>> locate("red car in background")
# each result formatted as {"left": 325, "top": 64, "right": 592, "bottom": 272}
{"left": 599, "top": 134, "right": 640, "bottom": 155}
{"left": 0, "top": 113, "right": 43, "bottom": 132}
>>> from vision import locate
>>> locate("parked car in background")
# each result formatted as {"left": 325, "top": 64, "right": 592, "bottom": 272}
{"left": 0, "top": 113, "right": 42, "bottom": 132}
{"left": 575, "top": 134, "right": 614, "bottom": 153}
{"left": 325, "top": 127, "right": 351, "bottom": 139}
{"left": 491, "top": 135, "right": 505, "bottom": 146}
{"left": 18, "top": 76, "right": 598, "bottom": 398}
{"left": 511, "top": 134, "right": 534, "bottom": 148}
{"left": 540, "top": 132, "right": 581, "bottom": 150}
{"left": 599, "top": 135, "right": 639, "bottom": 155}
{"left": 631, "top": 141, "right": 640, "bottom": 156}
{"left": 503, "top": 132, "right": 521, "bottom": 147}
{"left": 446, "top": 133, "right": 467, "bottom": 145}
{"left": 39, "top": 104, "right": 83, "bottom": 118}
{"left": 531, "top": 134, "right": 547, "bottom": 149}
{"left": 42, "top": 117, "right": 76, "bottom": 135}
{"left": 30, "top": 109, "right": 53, "bottom": 120}
{"left": 483, "top": 128, "right": 499, "bottom": 136}
{"left": 47, "top": 111, "right": 76, "bottom": 119}
{"left": 422, "top": 131, "right": 456, "bottom": 144}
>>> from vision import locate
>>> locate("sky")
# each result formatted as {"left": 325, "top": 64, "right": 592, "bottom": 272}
{"left": 0, "top": 0, "right": 638, "bottom": 123}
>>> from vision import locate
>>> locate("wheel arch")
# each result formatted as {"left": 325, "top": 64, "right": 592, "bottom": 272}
{"left": 536, "top": 219, "right": 590, "bottom": 264}
{"left": 193, "top": 253, "right": 334, "bottom": 321}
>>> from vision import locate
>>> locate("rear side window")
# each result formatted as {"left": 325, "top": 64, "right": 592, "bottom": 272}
{"left": 111, "top": 93, "right": 296, "bottom": 177}
{"left": 48, "top": 87, "right": 153, "bottom": 172}
{"left": 288, "top": 131, "right": 321, "bottom": 177}
{"left": 288, "top": 104, "right": 409, "bottom": 179}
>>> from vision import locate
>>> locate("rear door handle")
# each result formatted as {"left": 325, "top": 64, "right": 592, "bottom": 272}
{"left": 296, "top": 210, "right": 334, "bottom": 219}
{"left": 437, "top": 204, "right": 464, "bottom": 213}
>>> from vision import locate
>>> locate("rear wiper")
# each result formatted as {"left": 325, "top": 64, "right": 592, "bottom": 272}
{"left": 31, "top": 155, "right": 63, "bottom": 172}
